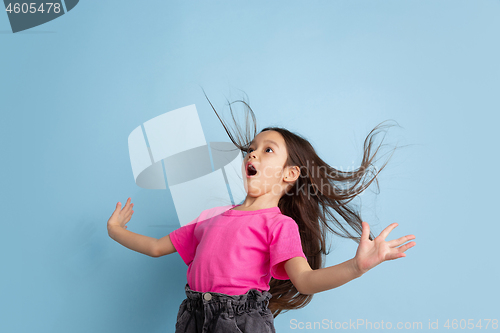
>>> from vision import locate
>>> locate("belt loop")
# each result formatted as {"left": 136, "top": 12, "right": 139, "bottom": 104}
{"left": 226, "top": 299, "right": 234, "bottom": 318}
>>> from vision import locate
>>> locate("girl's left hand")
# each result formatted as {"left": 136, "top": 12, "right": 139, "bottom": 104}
{"left": 353, "top": 222, "right": 416, "bottom": 275}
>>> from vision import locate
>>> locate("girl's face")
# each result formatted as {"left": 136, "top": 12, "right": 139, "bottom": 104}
{"left": 242, "top": 130, "right": 292, "bottom": 198}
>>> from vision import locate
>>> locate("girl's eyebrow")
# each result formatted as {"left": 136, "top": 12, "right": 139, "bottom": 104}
{"left": 250, "top": 139, "right": 279, "bottom": 148}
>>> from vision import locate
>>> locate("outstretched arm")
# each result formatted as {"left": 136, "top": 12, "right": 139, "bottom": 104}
{"left": 108, "top": 225, "right": 159, "bottom": 257}
{"left": 285, "top": 256, "right": 362, "bottom": 295}
{"left": 285, "top": 221, "right": 416, "bottom": 295}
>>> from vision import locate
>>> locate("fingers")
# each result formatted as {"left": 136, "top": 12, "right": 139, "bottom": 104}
{"left": 361, "top": 221, "right": 370, "bottom": 242}
{"left": 386, "top": 252, "right": 406, "bottom": 261}
{"left": 378, "top": 223, "right": 399, "bottom": 241}
{"left": 117, "top": 198, "right": 134, "bottom": 212}
{"left": 397, "top": 241, "right": 416, "bottom": 253}
{"left": 385, "top": 240, "right": 416, "bottom": 261}
{"left": 125, "top": 198, "right": 133, "bottom": 212}
{"left": 387, "top": 234, "right": 416, "bottom": 248}
{"left": 124, "top": 197, "right": 131, "bottom": 210}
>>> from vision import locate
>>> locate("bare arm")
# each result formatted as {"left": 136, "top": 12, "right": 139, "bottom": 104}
{"left": 106, "top": 199, "right": 178, "bottom": 257}
{"left": 285, "top": 222, "right": 416, "bottom": 295}
{"left": 285, "top": 257, "right": 363, "bottom": 295}
{"left": 108, "top": 225, "right": 159, "bottom": 257}
{"left": 155, "top": 234, "right": 177, "bottom": 257}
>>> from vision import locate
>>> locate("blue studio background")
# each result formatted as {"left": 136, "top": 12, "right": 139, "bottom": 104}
{"left": 1, "top": 1, "right": 499, "bottom": 332}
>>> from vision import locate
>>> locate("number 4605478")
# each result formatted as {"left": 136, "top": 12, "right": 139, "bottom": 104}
{"left": 443, "top": 319, "right": 498, "bottom": 330}
{"left": 6, "top": 3, "right": 62, "bottom": 14}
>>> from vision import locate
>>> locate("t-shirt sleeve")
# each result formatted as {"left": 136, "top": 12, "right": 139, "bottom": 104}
{"left": 269, "top": 218, "right": 307, "bottom": 280}
{"left": 168, "top": 220, "right": 198, "bottom": 266}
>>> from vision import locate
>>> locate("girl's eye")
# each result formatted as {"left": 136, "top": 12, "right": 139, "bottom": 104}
{"left": 246, "top": 147, "right": 273, "bottom": 153}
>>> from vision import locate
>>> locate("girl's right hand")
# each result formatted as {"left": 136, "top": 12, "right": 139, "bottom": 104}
{"left": 107, "top": 197, "right": 134, "bottom": 231}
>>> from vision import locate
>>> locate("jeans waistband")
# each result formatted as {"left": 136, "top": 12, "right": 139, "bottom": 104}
{"left": 183, "top": 283, "right": 272, "bottom": 315}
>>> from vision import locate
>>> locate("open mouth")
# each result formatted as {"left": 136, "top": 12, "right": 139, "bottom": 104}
{"left": 246, "top": 163, "right": 257, "bottom": 176}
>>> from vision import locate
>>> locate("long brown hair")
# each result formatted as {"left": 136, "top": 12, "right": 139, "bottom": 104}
{"left": 203, "top": 91, "right": 402, "bottom": 317}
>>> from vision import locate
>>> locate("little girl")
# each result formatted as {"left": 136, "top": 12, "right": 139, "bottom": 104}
{"left": 107, "top": 97, "right": 416, "bottom": 333}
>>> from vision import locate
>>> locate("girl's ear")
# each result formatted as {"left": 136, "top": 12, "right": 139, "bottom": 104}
{"left": 284, "top": 165, "right": 300, "bottom": 183}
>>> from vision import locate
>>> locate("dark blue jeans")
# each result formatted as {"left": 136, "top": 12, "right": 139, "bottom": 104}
{"left": 175, "top": 283, "right": 276, "bottom": 333}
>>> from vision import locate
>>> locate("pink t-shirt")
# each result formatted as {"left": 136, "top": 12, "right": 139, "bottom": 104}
{"left": 168, "top": 204, "right": 307, "bottom": 295}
